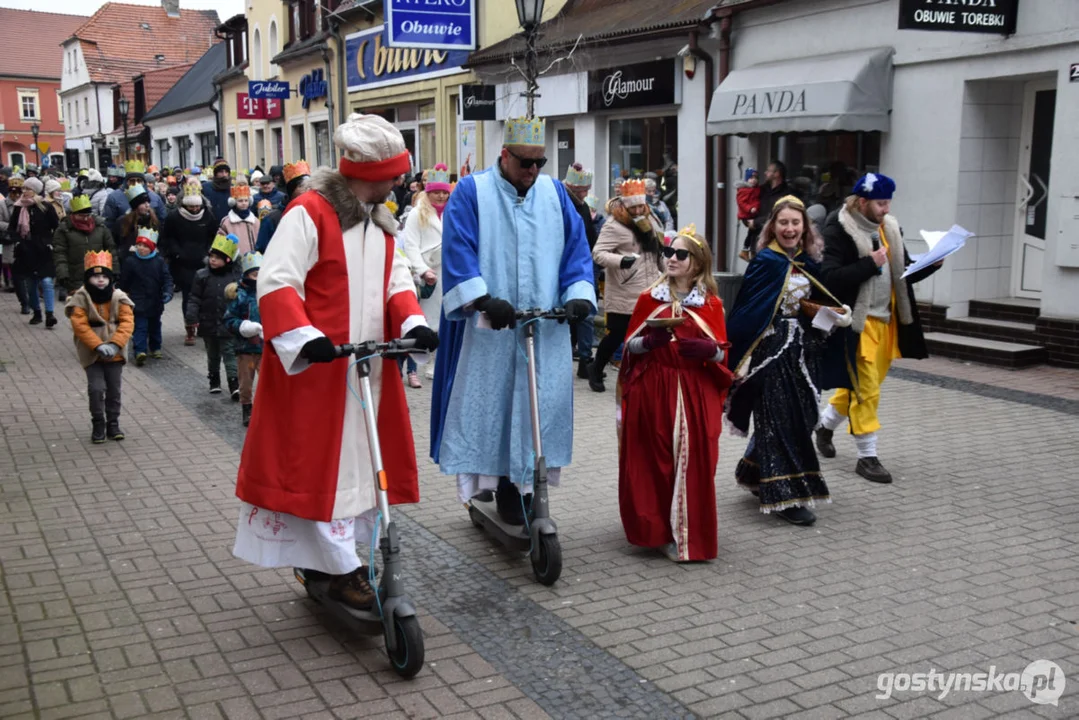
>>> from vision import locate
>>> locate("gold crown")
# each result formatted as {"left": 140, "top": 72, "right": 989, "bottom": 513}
{"left": 620, "top": 179, "right": 647, "bottom": 198}
{"left": 776, "top": 194, "right": 805, "bottom": 209}
{"left": 84, "top": 250, "right": 113, "bottom": 271}
{"left": 677, "top": 224, "right": 704, "bottom": 248}
{"left": 283, "top": 161, "right": 310, "bottom": 183}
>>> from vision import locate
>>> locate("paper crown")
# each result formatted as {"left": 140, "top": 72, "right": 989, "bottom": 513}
{"left": 147, "top": 165, "right": 159, "bottom": 174}
{"left": 230, "top": 184, "right": 251, "bottom": 199}
{"left": 84, "top": 250, "right": 113, "bottom": 272}
{"left": 283, "top": 161, "right": 310, "bottom": 183}
{"left": 619, "top": 179, "right": 647, "bottom": 206}
{"left": 183, "top": 181, "right": 202, "bottom": 198}
{"left": 239, "top": 252, "right": 263, "bottom": 275}
{"left": 9, "top": 177, "right": 23, "bottom": 189}
{"left": 256, "top": 199, "right": 273, "bottom": 216}
{"left": 69, "top": 195, "right": 92, "bottom": 213}
{"left": 124, "top": 159, "right": 146, "bottom": 175}
{"left": 564, "top": 164, "right": 593, "bottom": 188}
{"left": 210, "top": 232, "right": 240, "bottom": 260}
{"left": 78, "top": 168, "right": 89, "bottom": 177}
{"left": 135, "top": 229, "right": 158, "bottom": 251}
{"left": 425, "top": 163, "right": 451, "bottom": 192}
{"left": 503, "top": 117, "right": 546, "bottom": 147}
{"left": 584, "top": 194, "right": 598, "bottom": 211}
{"left": 677, "top": 224, "right": 704, "bottom": 248}
{"left": 107, "top": 167, "right": 124, "bottom": 178}
{"left": 59, "top": 179, "right": 72, "bottom": 191}
{"left": 853, "top": 172, "right": 895, "bottom": 200}
{"left": 125, "top": 184, "right": 149, "bottom": 203}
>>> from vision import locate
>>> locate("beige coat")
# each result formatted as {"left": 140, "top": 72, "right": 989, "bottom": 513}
{"left": 592, "top": 206, "right": 665, "bottom": 315}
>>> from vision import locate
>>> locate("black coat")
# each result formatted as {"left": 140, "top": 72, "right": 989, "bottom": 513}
{"left": 819, "top": 210, "right": 939, "bottom": 360}
{"left": 10, "top": 201, "right": 59, "bottom": 277}
{"left": 185, "top": 262, "right": 241, "bottom": 337}
{"left": 569, "top": 192, "right": 598, "bottom": 251}
{"left": 160, "top": 208, "right": 218, "bottom": 289}
{"left": 119, "top": 253, "right": 173, "bottom": 317}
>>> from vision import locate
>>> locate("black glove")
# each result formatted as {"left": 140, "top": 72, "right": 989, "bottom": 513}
{"left": 620, "top": 255, "right": 637, "bottom": 269}
{"left": 564, "top": 299, "right": 592, "bottom": 324}
{"left": 474, "top": 295, "right": 516, "bottom": 330}
{"left": 405, "top": 326, "right": 439, "bottom": 352}
{"left": 300, "top": 336, "right": 337, "bottom": 363}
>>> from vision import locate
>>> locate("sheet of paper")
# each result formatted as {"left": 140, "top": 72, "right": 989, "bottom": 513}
{"left": 902, "top": 225, "right": 974, "bottom": 278}
{"left": 812, "top": 306, "right": 842, "bottom": 333}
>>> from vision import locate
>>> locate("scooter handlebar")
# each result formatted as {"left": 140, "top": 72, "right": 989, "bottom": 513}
{"left": 514, "top": 307, "right": 568, "bottom": 322}
{"left": 334, "top": 338, "right": 420, "bottom": 359}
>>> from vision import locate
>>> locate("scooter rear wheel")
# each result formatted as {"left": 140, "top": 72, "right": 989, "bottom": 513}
{"left": 531, "top": 533, "right": 562, "bottom": 586}
{"left": 387, "top": 614, "right": 425, "bottom": 679}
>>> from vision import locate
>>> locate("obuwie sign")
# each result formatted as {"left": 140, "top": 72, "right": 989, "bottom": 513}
{"left": 898, "top": 0, "right": 1019, "bottom": 35}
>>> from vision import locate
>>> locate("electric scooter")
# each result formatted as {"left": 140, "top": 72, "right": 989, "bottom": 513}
{"left": 294, "top": 338, "right": 425, "bottom": 679}
{"left": 467, "top": 307, "right": 565, "bottom": 586}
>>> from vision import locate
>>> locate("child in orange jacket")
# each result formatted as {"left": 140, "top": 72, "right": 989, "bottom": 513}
{"left": 65, "top": 250, "right": 135, "bottom": 444}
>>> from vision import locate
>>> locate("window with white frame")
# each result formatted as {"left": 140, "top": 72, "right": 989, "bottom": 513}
{"left": 18, "top": 89, "right": 39, "bottom": 121}
{"left": 240, "top": 130, "right": 250, "bottom": 171}
{"left": 9, "top": 152, "right": 25, "bottom": 168}
{"left": 57, "top": 92, "right": 63, "bottom": 122}
{"left": 83, "top": 98, "right": 88, "bottom": 126}
{"left": 68, "top": 102, "right": 74, "bottom": 127}
{"left": 252, "top": 27, "right": 262, "bottom": 81}
{"left": 227, "top": 132, "right": 237, "bottom": 169}
{"left": 268, "top": 20, "right": 279, "bottom": 76}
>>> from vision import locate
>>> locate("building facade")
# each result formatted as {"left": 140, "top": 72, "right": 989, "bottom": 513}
{"left": 60, "top": 0, "right": 219, "bottom": 170}
{"left": 708, "top": 0, "right": 1079, "bottom": 364}
{"left": 0, "top": 9, "right": 86, "bottom": 170}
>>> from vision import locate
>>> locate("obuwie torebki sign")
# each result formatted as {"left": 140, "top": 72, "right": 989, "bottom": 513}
{"left": 587, "top": 60, "right": 675, "bottom": 112}
{"left": 898, "top": 0, "right": 1019, "bottom": 35}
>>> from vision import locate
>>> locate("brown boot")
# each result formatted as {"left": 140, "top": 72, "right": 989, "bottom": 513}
{"left": 327, "top": 567, "right": 375, "bottom": 610}
{"left": 184, "top": 325, "right": 196, "bottom": 346}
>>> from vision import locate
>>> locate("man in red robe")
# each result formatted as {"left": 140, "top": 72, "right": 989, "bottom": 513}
{"left": 232, "top": 113, "right": 439, "bottom": 610}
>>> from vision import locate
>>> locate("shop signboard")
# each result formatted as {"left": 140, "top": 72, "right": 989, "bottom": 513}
{"left": 237, "top": 93, "right": 284, "bottom": 120}
{"left": 386, "top": 0, "right": 476, "bottom": 51}
{"left": 588, "top": 60, "right": 676, "bottom": 112}
{"left": 461, "top": 84, "right": 496, "bottom": 121}
{"left": 898, "top": 0, "right": 1019, "bottom": 35}
{"left": 346, "top": 26, "right": 470, "bottom": 92}
{"left": 248, "top": 80, "right": 291, "bottom": 100}
{"left": 299, "top": 69, "right": 328, "bottom": 110}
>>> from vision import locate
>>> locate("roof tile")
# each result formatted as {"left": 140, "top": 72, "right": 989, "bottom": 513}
{"left": 0, "top": 9, "right": 87, "bottom": 79}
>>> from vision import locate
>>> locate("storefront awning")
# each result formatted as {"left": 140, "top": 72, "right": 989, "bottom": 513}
{"left": 707, "top": 48, "right": 894, "bottom": 135}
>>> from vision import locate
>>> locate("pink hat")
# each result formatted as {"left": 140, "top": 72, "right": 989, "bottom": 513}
{"left": 425, "top": 163, "right": 451, "bottom": 193}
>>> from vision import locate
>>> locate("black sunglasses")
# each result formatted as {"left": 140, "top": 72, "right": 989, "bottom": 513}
{"left": 662, "top": 247, "right": 691, "bottom": 261}
{"left": 506, "top": 147, "right": 548, "bottom": 170}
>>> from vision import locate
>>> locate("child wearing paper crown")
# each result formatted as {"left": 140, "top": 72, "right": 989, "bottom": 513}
{"left": 67, "top": 251, "right": 135, "bottom": 444}
{"left": 186, "top": 232, "right": 242, "bottom": 396}
{"left": 220, "top": 182, "right": 260, "bottom": 255}
{"left": 223, "top": 252, "right": 263, "bottom": 427}
{"left": 119, "top": 228, "right": 173, "bottom": 366}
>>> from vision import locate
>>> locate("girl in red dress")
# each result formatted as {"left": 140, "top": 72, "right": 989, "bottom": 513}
{"left": 616, "top": 225, "right": 732, "bottom": 562}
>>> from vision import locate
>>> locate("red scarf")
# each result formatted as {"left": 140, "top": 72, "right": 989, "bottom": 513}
{"left": 71, "top": 213, "right": 96, "bottom": 234}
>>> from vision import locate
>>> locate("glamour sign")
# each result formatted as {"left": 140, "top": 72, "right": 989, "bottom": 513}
{"left": 898, "top": 0, "right": 1019, "bottom": 34}
{"left": 587, "top": 60, "right": 676, "bottom": 112}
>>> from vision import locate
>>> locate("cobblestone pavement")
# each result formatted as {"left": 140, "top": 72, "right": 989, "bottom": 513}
{"left": 2, "top": 300, "right": 1078, "bottom": 720}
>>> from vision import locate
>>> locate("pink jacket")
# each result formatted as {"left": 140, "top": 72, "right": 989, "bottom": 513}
{"left": 219, "top": 211, "right": 260, "bottom": 256}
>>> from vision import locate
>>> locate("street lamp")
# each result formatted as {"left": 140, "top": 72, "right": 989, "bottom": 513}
{"left": 30, "top": 123, "right": 40, "bottom": 166}
{"left": 118, "top": 94, "right": 130, "bottom": 162}
{"left": 514, "top": 0, "right": 545, "bottom": 118}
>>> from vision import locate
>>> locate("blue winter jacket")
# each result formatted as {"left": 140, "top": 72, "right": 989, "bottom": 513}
{"left": 223, "top": 280, "right": 263, "bottom": 355}
{"left": 118, "top": 251, "right": 173, "bottom": 317}
{"left": 201, "top": 180, "right": 233, "bottom": 225}
{"left": 253, "top": 189, "right": 287, "bottom": 210}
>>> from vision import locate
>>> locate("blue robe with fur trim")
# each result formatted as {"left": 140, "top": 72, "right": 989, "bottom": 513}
{"left": 430, "top": 164, "right": 596, "bottom": 485}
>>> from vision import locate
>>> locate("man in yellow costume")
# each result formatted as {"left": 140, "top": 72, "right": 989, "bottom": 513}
{"left": 814, "top": 173, "right": 942, "bottom": 484}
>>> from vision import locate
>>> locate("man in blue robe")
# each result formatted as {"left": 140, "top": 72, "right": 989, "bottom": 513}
{"left": 430, "top": 116, "right": 596, "bottom": 526}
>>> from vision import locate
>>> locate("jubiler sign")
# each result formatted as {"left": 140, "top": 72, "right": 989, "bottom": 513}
{"left": 588, "top": 60, "right": 675, "bottom": 112}
{"left": 898, "top": 0, "right": 1019, "bottom": 34}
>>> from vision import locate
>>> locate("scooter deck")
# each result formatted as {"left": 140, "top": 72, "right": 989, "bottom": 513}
{"left": 300, "top": 574, "right": 385, "bottom": 636}
{"left": 468, "top": 498, "right": 532, "bottom": 552}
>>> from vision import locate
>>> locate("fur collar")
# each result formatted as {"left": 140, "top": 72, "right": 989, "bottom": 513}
{"left": 227, "top": 210, "right": 257, "bottom": 225}
{"left": 651, "top": 281, "right": 706, "bottom": 308}
{"left": 837, "top": 205, "right": 913, "bottom": 331}
{"left": 308, "top": 167, "right": 398, "bottom": 235}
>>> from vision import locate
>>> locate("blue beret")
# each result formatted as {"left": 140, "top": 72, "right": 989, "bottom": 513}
{"left": 853, "top": 173, "right": 895, "bottom": 200}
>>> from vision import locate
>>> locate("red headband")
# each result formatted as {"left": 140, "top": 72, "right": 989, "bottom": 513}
{"left": 339, "top": 151, "right": 411, "bottom": 182}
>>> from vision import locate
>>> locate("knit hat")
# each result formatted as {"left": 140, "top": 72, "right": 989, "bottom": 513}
{"left": 425, "top": 163, "right": 451, "bottom": 193}
{"left": 744, "top": 168, "right": 757, "bottom": 182}
{"left": 334, "top": 113, "right": 410, "bottom": 182}
{"left": 853, "top": 172, "right": 895, "bottom": 200}
{"left": 619, "top": 179, "right": 647, "bottom": 207}
{"left": 44, "top": 179, "right": 61, "bottom": 196}
{"left": 564, "top": 163, "right": 592, "bottom": 189}
{"left": 210, "top": 232, "right": 240, "bottom": 261}
{"left": 135, "top": 228, "right": 158, "bottom": 252}
{"left": 212, "top": 158, "right": 230, "bottom": 174}
{"left": 182, "top": 180, "right": 203, "bottom": 206}
{"left": 23, "top": 177, "right": 43, "bottom": 195}
{"left": 125, "top": 184, "right": 149, "bottom": 207}
{"left": 69, "top": 195, "right": 93, "bottom": 213}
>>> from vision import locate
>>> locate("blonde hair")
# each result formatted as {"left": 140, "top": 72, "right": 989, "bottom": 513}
{"left": 667, "top": 230, "right": 718, "bottom": 296}
{"left": 757, "top": 199, "right": 823, "bottom": 262}
{"left": 414, "top": 190, "right": 437, "bottom": 228}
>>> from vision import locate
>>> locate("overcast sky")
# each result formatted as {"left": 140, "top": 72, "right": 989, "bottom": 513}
{"left": 3, "top": 0, "right": 244, "bottom": 21}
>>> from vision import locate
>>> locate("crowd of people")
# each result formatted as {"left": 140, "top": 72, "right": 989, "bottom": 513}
{"left": 3, "top": 112, "right": 942, "bottom": 608}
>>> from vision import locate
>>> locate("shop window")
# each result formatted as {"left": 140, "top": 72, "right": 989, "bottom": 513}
{"left": 313, "top": 122, "right": 330, "bottom": 168}
{"left": 227, "top": 132, "right": 237, "bottom": 169}
{"left": 272, "top": 127, "right": 283, "bottom": 165}
{"left": 240, "top": 130, "right": 250, "bottom": 171}
{"left": 608, "top": 116, "right": 678, "bottom": 220}
{"left": 255, "top": 129, "right": 266, "bottom": 169}
{"left": 291, "top": 124, "right": 306, "bottom": 162}
{"left": 419, "top": 123, "right": 436, "bottom": 174}
{"left": 18, "top": 89, "right": 39, "bottom": 121}
{"left": 769, "top": 131, "right": 881, "bottom": 213}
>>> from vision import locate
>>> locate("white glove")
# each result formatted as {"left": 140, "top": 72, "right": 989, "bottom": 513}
{"left": 239, "top": 320, "right": 263, "bottom": 338}
{"left": 834, "top": 305, "right": 853, "bottom": 328}
{"left": 95, "top": 343, "right": 118, "bottom": 359}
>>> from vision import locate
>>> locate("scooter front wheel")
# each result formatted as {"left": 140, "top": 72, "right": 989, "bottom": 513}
{"left": 387, "top": 614, "right": 425, "bottom": 679}
{"left": 531, "top": 533, "right": 562, "bottom": 586}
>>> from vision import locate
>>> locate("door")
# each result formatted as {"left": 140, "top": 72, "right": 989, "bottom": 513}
{"left": 1011, "top": 79, "right": 1056, "bottom": 298}
{"left": 557, "top": 127, "right": 575, "bottom": 182}
{"left": 399, "top": 126, "right": 417, "bottom": 177}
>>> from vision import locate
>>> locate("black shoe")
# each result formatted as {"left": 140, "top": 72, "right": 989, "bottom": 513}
{"left": 45, "top": 312, "right": 57, "bottom": 329}
{"left": 228, "top": 376, "right": 240, "bottom": 402}
{"left": 777, "top": 506, "right": 816, "bottom": 526}
{"left": 588, "top": 362, "right": 606, "bottom": 393}
{"left": 577, "top": 358, "right": 592, "bottom": 379}
{"left": 91, "top": 418, "right": 107, "bottom": 444}
{"left": 208, "top": 373, "right": 221, "bottom": 394}
{"left": 815, "top": 428, "right": 836, "bottom": 458}
{"left": 106, "top": 420, "right": 124, "bottom": 441}
{"left": 28, "top": 312, "right": 42, "bottom": 325}
{"left": 856, "top": 457, "right": 893, "bottom": 484}
{"left": 242, "top": 403, "right": 252, "bottom": 427}
{"left": 327, "top": 567, "right": 375, "bottom": 610}
{"left": 20, "top": 306, "right": 30, "bottom": 315}
{"left": 495, "top": 477, "right": 526, "bottom": 526}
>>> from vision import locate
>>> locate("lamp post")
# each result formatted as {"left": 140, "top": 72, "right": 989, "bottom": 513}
{"left": 514, "top": 0, "right": 545, "bottom": 118}
{"left": 30, "top": 123, "right": 40, "bottom": 166}
{"left": 118, "top": 94, "right": 130, "bottom": 163}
